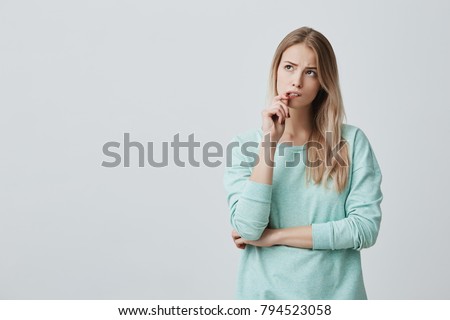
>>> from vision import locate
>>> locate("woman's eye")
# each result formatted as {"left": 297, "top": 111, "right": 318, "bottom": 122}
{"left": 306, "top": 70, "right": 317, "bottom": 76}
{"left": 284, "top": 65, "right": 293, "bottom": 71}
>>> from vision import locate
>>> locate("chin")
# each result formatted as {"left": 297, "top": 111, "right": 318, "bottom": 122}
{"left": 289, "top": 102, "right": 313, "bottom": 109}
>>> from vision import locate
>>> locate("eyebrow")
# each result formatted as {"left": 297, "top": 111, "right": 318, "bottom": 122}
{"left": 283, "top": 61, "right": 317, "bottom": 69}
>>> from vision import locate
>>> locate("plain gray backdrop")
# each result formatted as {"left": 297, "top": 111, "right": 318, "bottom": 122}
{"left": 1, "top": 0, "right": 449, "bottom": 299}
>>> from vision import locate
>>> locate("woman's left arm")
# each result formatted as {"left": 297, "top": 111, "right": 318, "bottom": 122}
{"left": 232, "top": 226, "right": 313, "bottom": 249}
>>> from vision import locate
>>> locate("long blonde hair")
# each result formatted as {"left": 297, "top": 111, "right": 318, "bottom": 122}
{"left": 267, "top": 26, "right": 350, "bottom": 193}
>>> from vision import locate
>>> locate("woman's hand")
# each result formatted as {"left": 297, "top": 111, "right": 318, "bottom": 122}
{"left": 231, "top": 229, "right": 279, "bottom": 249}
{"left": 261, "top": 93, "right": 290, "bottom": 143}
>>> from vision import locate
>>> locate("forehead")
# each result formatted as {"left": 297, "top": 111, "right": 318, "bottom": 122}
{"left": 281, "top": 43, "right": 317, "bottom": 65}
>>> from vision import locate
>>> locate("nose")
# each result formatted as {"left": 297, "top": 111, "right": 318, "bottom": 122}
{"left": 292, "top": 72, "right": 303, "bottom": 88}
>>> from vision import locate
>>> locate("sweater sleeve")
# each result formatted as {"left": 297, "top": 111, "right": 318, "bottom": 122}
{"left": 312, "top": 129, "right": 383, "bottom": 251}
{"left": 223, "top": 136, "right": 273, "bottom": 241}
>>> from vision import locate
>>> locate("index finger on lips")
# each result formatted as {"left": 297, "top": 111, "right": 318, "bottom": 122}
{"left": 279, "top": 93, "right": 290, "bottom": 108}
{"left": 278, "top": 100, "right": 290, "bottom": 118}
{"left": 275, "top": 93, "right": 289, "bottom": 102}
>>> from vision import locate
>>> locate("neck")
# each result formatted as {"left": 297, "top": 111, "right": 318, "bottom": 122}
{"left": 283, "top": 105, "right": 314, "bottom": 142}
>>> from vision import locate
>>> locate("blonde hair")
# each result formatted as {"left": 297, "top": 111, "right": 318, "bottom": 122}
{"left": 267, "top": 26, "right": 350, "bottom": 193}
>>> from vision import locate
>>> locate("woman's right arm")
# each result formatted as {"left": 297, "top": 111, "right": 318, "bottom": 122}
{"left": 250, "top": 94, "right": 290, "bottom": 185}
{"left": 223, "top": 95, "right": 290, "bottom": 242}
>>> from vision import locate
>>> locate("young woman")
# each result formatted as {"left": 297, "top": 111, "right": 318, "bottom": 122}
{"left": 223, "top": 26, "right": 383, "bottom": 299}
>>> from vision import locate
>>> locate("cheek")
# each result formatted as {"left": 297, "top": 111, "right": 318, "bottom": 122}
{"left": 306, "top": 79, "right": 321, "bottom": 93}
{"left": 276, "top": 68, "right": 289, "bottom": 83}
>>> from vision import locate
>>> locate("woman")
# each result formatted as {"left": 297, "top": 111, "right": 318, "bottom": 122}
{"left": 223, "top": 26, "right": 383, "bottom": 299}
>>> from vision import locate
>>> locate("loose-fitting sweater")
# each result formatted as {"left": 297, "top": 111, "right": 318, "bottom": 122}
{"left": 223, "top": 124, "right": 383, "bottom": 299}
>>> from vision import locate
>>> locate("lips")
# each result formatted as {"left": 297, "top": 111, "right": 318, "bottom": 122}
{"left": 286, "top": 91, "right": 302, "bottom": 98}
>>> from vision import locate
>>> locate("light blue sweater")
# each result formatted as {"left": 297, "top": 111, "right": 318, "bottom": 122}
{"left": 223, "top": 124, "right": 383, "bottom": 299}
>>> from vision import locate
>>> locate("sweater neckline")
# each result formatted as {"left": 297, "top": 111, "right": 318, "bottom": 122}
{"left": 257, "top": 128, "right": 307, "bottom": 151}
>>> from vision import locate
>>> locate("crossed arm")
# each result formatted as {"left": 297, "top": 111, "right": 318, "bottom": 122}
{"left": 232, "top": 136, "right": 314, "bottom": 249}
{"left": 225, "top": 131, "right": 383, "bottom": 252}
{"left": 231, "top": 226, "right": 313, "bottom": 249}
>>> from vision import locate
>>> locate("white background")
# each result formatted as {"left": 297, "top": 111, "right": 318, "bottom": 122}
{"left": 1, "top": 0, "right": 449, "bottom": 299}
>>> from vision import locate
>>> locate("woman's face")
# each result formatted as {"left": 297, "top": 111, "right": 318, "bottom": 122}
{"left": 276, "top": 43, "right": 322, "bottom": 109}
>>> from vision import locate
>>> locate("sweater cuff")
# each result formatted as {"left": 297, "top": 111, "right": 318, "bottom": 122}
{"left": 312, "top": 222, "right": 333, "bottom": 250}
{"left": 242, "top": 180, "right": 272, "bottom": 203}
